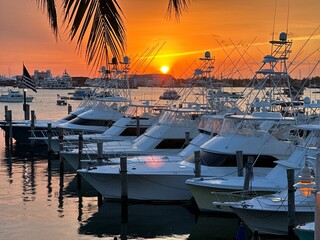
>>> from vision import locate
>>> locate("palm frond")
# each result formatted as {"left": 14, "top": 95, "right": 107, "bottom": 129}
{"left": 166, "top": 0, "right": 190, "bottom": 20}
{"left": 62, "top": 0, "right": 126, "bottom": 71}
{"left": 36, "top": 0, "right": 58, "bottom": 36}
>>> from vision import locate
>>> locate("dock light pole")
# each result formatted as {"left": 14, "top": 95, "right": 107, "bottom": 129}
{"left": 23, "top": 89, "right": 29, "bottom": 120}
{"left": 294, "top": 157, "right": 318, "bottom": 240}
{"left": 316, "top": 153, "right": 320, "bottom": 240}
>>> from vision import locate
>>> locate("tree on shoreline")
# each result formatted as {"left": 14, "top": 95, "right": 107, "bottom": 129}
{"left": 36, "top": 0, "right": 191, "bottom": 71}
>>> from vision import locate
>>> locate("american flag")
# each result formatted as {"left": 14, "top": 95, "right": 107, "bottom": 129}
{"left": 22, "top": 64, "right": 37, "bottom": 93}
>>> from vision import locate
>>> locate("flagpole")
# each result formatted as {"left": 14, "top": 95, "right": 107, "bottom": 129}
{"left": 22, "top": 63, "right": 35, "bottom": 120}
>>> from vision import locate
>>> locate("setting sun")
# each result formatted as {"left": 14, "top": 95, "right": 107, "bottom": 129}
{"left": 160, "top": 65, "right": 169, "bottom": 74}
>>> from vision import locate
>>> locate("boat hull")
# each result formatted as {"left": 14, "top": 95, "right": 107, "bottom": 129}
{"left": 78, "top": 168, "right": 193, "bottom": 201}
{"left": 0, "top": 122, "right": 52, "bottom": 145}
{"left": 231, "top": 206, "right": 314, "bottom": 235}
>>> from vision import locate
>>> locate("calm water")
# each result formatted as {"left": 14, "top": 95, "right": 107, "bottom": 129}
{"left": 0, "top": 87, "right": 298, "bottom": 240}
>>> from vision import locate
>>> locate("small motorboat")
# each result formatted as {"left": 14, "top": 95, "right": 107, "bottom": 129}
{"left": 159, "top": 89, "right": 180, "bottom": 100}
{"left": 0, "top": 89, "right": 34, "bottom": 103}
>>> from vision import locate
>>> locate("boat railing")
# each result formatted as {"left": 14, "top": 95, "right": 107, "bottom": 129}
{"left": 61, "top": 138, "right": 179, "bottom": 163}
{"left": 29, "top": 128, "right": 99, "bottom": 143}
{"left": 211, "top": 190, "right": 260, "bottom": 206}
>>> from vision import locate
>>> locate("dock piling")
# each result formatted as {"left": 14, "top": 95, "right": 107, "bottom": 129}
{"left": 243, "top": 156, "right": 254, "bottom": 196}
{"left": 120, "top": 156, "right": 128, "bottom": 222}
{"left": 77, "top": 132, "right": 83, "bottom": 170}
{"left": 136, "top": 116, "right": 140, "bottom": 137}
{"left": 97, "top": 142, "right": 103, "bottom": 165}
{"left": 287, "top": 168, "right": 295, "bottom": 238}
{"left": 47, "top": 123, "right": 52, "bottom": 169}
{"left": 68, "top": 104, "right": 72, "bottom": 114}
{"left": 30, "top": 110, "right": 35, "bottom": 147}
{"left": 236, "top": 151, "right": 244, "bottom": 177}
{"left": 194, "top": 150, "right": 201, "bottom": 178}
{"left": 8, "top": 110, "right": 12, "bottom": 149}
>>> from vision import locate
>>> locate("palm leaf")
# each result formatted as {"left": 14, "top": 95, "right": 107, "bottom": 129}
{"left": 38, "top": 0, "right": 192, "bottom": 71}
{"left": 166, "top": 0, "right": 190, "bottom": 19}
{"left": 62, "top": 0, "right": 126, "bottom": 71}
{"left": 36, "top": 0, "right": 58, "bottom": 36}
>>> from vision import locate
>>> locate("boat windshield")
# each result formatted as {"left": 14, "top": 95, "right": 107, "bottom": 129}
{"left": 303, "top": 130, "right": 320, "bottom": 150}
{"left": 124, "top": 105, "right": 158, "bottom": 118}
{"left": 219, "top": 115, "right": 297, "bottom": 139}
{"left": 91, "top": 100, "right": 128, "bottom": 113}
{"left": 157, "top": 109, "right": 202, "bottom": 126}
{"left": 198, "top": 115, "right": 223, "bottom": 134}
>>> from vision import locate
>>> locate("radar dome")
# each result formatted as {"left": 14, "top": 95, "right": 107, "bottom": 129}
{"left": 279, "top": 32, "right": 287, "bottom": 41}
{"left": 101, "top": 66, "right": 106, "bottom": 73}
{"left": 123, "top": 56, "right": 129, "bottom": 64}
{"left": 304, "top": 97, "right": 311, "bottom": 104}
{"left": 111, "top": 57, "right": 118, "bottom": 64}
{"left": 205, "top": 51, "right": 211, "bottom": 59}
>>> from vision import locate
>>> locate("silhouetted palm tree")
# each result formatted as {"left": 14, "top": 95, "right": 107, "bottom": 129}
{"left": 36, "top": 0, "right": 190, "bottom": 71}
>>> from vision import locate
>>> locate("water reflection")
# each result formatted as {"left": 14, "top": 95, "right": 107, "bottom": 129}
{"left": 77, "top": 202, "right": 195, "bottom": 239}
{"left": 22, "top": 158, "right": 36, "bottom": 201}
{"left": 47, "top": 168, "right": 52, "bottom": 200}
{"left": 58, "top": 164, "right": 64, "bottom": 218}
{"left": 188, "top": 213, "right": 243, "bottom": 240}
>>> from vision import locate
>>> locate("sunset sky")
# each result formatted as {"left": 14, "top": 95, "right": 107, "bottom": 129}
{"left": 0, "top": 0, "right": 320, "bottom": 79}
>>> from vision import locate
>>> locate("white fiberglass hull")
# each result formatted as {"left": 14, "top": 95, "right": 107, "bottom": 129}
{"left": 230, "top": 206, "right": 314, "bottom": 235}
{"left": 78, "top": 164, "right": 194, "bottom": 201}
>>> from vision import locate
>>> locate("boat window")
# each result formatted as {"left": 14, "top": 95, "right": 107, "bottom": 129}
{"left": 119, "top": 127, "right": 148, "bottom": 136}
{"left": 184, "top": 151, "right": 277, "bottom": 168}
{"left": 68, "top": 118, "right": 114, "bottom": 126}
{"left": 219, "top": 118, "right": 241, "bottom": 136}
{"left": 60, "top": 114, "right": 77, "bottom": 121}
{"left": 155, "top": 138, "right": 190, "bottom": 149}
{"left": 303, "top": 130, "right": 319, "bottom": 149}
{"left": 158, "top": 110, "right": 202, "bottom": 126}
{"left": 198, "top": 116, "right": 223, "bottom": 134}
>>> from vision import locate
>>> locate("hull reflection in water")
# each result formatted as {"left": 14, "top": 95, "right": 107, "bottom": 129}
{"left": 78, "top": 202, "right": 195, "bottom": 238}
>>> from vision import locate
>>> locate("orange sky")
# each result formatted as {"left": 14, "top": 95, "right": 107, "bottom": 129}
{"left": 0, "top": 0, "right": 320, "bottom": 79}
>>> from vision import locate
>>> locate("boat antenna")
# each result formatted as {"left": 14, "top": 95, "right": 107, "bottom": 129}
{"left": 288, "top": 24, "right": 320, "bottom": 69}
{"left": 141, "top": 41, "right": 166, "bottom": 74}
{"left": 271, "top": 0, "right": 278, "bottom": 53}
{"left": 286, "top": 0, "right": 291, "bottom": 35}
